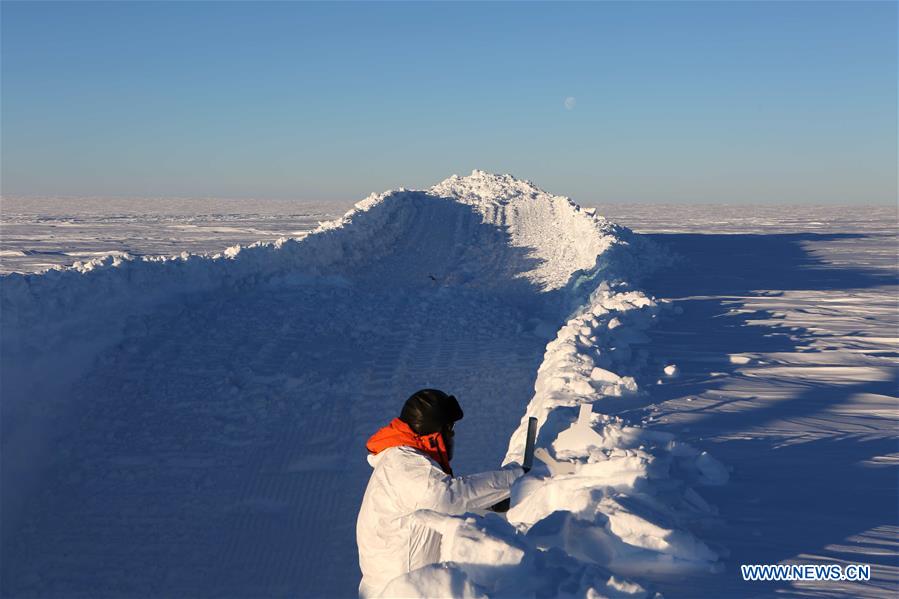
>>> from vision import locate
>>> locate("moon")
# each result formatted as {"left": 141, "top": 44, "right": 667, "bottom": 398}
{"left": 564, "top": 97, "right": 576, "bottom": 110}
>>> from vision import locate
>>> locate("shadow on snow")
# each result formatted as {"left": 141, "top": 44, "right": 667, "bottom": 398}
{"left": 628, "top": 232, "right": 898, "bottom": 598}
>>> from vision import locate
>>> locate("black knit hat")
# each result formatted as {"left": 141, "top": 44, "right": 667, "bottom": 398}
{"left": 400, "top": 389, "right": 464, "bottom": 435}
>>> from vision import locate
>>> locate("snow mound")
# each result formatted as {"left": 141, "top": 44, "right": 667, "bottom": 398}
{"left": 385, "top": 266, "right": 727, "bottom": 596}
{"left": 1, "top": 170, "right": 723, "bottom": 597}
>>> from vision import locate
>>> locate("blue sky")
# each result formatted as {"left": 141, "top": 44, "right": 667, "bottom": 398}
{"left": 2, "top": 1, "right": 896, "bottom": 204}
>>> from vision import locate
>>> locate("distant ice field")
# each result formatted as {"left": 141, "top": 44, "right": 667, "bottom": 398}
{"left": 3, "top": 200, "right": 895, "bottom": 275}
{"left": 0, "top": 197, "right": 347, "bottom": 274}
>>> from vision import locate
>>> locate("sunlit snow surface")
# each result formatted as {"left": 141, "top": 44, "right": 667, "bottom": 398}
{"left": 1, "top": 184, "right": 896, "bottom": 598}
{"left": 597, "top": 204, "right": 898, "bottom": 598}
{"left": 1, "top": 196, "right": 344, "bottom": 274}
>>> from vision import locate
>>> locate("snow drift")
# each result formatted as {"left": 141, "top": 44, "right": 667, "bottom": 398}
{"left": 1, "top": 171, "right": 727, "bottom": 597}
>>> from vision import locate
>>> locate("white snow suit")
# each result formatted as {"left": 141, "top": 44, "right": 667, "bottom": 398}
{"left": 356, "top": 445, "right": 521, "bottom": 598}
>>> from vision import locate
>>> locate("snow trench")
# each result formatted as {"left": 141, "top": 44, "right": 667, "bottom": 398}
{"left": 1, "top": 171, "right": 727, "bottom": 597}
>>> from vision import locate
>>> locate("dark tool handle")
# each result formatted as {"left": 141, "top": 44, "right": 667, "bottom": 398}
{"left": 522, "top": 417, "right": 538, "bottom": 472}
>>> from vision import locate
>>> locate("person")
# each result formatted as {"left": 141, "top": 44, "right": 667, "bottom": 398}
{"left": 356, "top": 389, "right": 526, "bottom": 598}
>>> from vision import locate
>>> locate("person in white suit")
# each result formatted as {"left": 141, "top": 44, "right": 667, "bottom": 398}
{"left": 356, "top": 389, "right": 526, "bottom": 598}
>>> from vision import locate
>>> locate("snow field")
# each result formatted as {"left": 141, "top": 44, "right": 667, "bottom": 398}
{"left": 0, "top": 197, "right": 341, "bottom": 274}
{"left": 606, "top": 207, "right": 898, "bottom": 598}
{"left": 2, "top": 171, "right": 726, "bottom": 597}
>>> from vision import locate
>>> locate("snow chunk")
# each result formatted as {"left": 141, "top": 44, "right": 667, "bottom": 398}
{"left": 589, "top": 576, "right": 647, "bottom": 598}
{"left": 377, "top": 563, "right": 486, "bottom": 599}
{"left": 728, "top": 354, "right": 751, "bottom": 365}
{"left": 696, "top": 451, "right": 729, "bottom": 485}
{"left": 554, "top": 404, "right": 605, "bottom": 458}
{"left": 590, "top": 367, "right": 622, "bottom": 383}
{"left": 414, "top": 510, "right": 525, "bottom": 592}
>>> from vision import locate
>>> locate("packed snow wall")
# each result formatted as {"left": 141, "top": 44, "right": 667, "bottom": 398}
{"left": 0, "top": 174, "right": 626, "bottom": 552}
{"left": 2, "top": 171, "right": 726, "bottom": 597}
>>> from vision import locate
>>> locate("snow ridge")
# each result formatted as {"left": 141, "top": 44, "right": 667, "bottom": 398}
{"left": 374, "top": 177, "right": 728, "bottom": 597}
{"left": 497, "top": 282, "right": 729, "bottom": 588}
{"left": 1, "top": 171, "right": 723, "bottom": 598}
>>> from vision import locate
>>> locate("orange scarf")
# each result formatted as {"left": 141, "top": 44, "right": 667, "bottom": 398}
{"left": 366, "top": 418, "right": 453, "bottom": 476}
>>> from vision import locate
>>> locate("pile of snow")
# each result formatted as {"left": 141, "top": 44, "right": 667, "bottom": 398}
{"left": 504, "top": 282, "right": 728, "bottom": 573}
{"left": 1, "top": 171, "right": 727, "bottom": 597}
{"left": 1, "top": 171, "right": 637, "bottom": 449}
{"left": 381, "top": 277, "right": 729, "bottom": 596}
{"left": 347, "top": 176, "right": 727, "bottom": 596}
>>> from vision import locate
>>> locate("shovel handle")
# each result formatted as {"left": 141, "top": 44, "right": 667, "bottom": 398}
{"left": 522, "top": 417, "right": 538, "bottom": 472}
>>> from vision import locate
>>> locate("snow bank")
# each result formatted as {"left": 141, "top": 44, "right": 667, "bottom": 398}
{"left": 376, "top": 180, "right": 729, "bottom": 596}
{"left": 2, "top": 171, "right": 727, "bottom": 597}
{"left": 500, "top": 282, "right": 729, "bottom": 578}
{"left": 383, "top": 279, "right": 728, "bottom": 594}
{"left": 2, "top": 171, "right": 634, "bottom": 441}
{"left": 391, "top": 511, "right": 650, "bottom": 599}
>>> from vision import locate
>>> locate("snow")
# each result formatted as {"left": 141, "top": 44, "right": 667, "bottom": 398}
{"left": 0, "top": 196, "right": 343, "bottom": 274}
{"left": 378, "top": 563, "right": 487, "bottom": 599}
{"left": 595, "top": 203, "right": 898, "bottom": 598}
{"left": 2, "top": 178, "right": 896, "bottom": 598}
